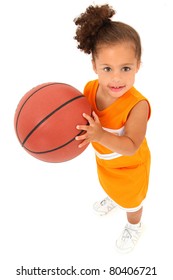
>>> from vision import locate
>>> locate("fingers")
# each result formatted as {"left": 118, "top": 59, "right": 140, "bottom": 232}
{"left": 76, "top": 124, "right": 88, "bottom": 131}
{"left": 92, "top": 111, "right": 99, "bottom": 122}
{"left": 75, "top": 133, "right": 87, "bottom": 141}
{"left": 75, "top": 133, "right": 89, "bottom": 148}
{"left": 76, "top": 112, "right": 93, "bottom": 131}
{"left": 78, "top": 139, "right": 90, "bottom": 148}
{"left": 77, "top": 112, "right": 99, "bottom": 128}
{"left": 75, "top": 111, "right": 100, "bottom": 148}
{"left": 82, "top": 113, "right": 95, "bottom": 124}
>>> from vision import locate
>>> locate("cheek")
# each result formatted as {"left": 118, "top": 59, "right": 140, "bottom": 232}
{"left": 98, "top": 74, "right": 109, "bottom": 84}
{"left": 98, "top": 78, "right": 110, "bottom": 90}
{"left": 126, "top": 72, "right": 136, "bottom": 83}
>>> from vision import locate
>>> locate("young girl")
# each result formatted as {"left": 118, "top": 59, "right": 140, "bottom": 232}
{"left": 74, "top": 4, "right": 151, "bottom": 253}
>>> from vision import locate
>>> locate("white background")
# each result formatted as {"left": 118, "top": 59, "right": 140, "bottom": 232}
{"left": 0, "top": 0, "right": 172, "bottom": 279}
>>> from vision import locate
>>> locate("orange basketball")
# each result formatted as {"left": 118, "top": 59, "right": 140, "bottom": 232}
{"left": 14, "top": 82, "right": 91, "bottom": 162}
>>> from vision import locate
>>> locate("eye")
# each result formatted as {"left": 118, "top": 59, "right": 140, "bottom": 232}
{"left": 103, "top": 66, "right": 112, "bottom": 72}
{"left": 122, "top": 66, "right": 131, "bottom": 72}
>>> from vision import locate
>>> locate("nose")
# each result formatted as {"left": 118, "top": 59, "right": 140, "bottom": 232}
{"left": 111, "top": 71, "right": 121, "bottom": 83}
{"left": 111, "top": 76, "right": 120, "bottom": 83}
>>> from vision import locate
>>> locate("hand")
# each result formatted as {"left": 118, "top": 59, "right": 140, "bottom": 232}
{"left": 76, "top": 111, "right": 104, "bottom": 148}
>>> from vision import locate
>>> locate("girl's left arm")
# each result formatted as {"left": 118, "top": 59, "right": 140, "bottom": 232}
{"left": 76, "top": 100, "right": 149, "bottom": 156}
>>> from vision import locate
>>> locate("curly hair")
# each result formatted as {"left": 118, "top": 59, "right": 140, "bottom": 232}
{"left": 74, "top": 4, "right": 141, "bottom": 61}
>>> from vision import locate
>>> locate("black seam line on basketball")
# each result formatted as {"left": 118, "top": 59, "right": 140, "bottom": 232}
{"left": 15, "top": 83, "right": 59, "bottom": 134}
{"left": 21, "top": 95, "right": 85, "bottom": 146}
{"left": 23, "top": 130, "right": 84, "bottom": 154}
{"left": 15, "top": 82, "right": 74, "bottom": 141}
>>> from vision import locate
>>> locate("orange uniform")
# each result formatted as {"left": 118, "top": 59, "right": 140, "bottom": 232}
{"left": 84, "top": 80, "right": 151, "bottom": 211}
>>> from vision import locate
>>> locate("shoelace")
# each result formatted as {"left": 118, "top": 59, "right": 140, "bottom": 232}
{"left": 100, "top": 198, "right": 116, "bottom": 213}
{"left": 100, "top": 199, "right": 107, "bottom": 206}
{"left": 121, "top": 227, "right": 140, "bottom": 244}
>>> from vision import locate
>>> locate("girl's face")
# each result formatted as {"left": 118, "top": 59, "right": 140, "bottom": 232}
{"left": 92, "top": 43, "right": 140, "bottom": 101}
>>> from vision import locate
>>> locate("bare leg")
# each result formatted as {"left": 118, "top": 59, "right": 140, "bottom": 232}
{"left": 126, "top": 206, "right": 143, "bottom": 224}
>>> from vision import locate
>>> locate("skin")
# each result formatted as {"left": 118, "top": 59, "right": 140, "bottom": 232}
{"left": 76, "top": 42, "right": 149, "bottom": 224}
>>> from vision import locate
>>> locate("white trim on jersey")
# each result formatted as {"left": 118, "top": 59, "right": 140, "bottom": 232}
{"left": 94, "top": 126, "right": 125, "bottom": 160}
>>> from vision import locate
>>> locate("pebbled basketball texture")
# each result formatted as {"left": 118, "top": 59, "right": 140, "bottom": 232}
{"left": 14, "top": 82, "right": 92, "bottom": 162}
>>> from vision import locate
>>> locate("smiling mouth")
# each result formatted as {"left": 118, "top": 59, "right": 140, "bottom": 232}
{"left": 110, "top": 85, "right": 125, "bottom": 91}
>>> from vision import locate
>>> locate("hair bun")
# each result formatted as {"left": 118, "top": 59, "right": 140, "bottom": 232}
{"left": 93, "top": 4, "right": 115, "bottom": 24}
{"left": 74, "top": 4, "right": 116, "bottom": 54}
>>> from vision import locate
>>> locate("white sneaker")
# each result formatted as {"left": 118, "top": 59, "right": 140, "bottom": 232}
{"left": 93, "top": 196, "right": 117, "bottom": 216}
{"left": 116, "top": 223, "right": 143, "bottom": 253}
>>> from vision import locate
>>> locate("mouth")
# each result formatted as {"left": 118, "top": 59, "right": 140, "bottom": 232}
{"left": 109, "top": 85, "right": 125, "bottom": 92}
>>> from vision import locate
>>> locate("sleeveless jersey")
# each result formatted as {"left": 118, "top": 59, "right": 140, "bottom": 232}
{"left": 84, "top": 79, "right": 151, "bottom": 210}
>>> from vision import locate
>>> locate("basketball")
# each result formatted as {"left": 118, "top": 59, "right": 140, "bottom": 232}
{"left": 14, "top": 82, "right": 92, "bottom": 163}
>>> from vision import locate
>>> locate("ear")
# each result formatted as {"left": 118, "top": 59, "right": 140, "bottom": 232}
{"left": 92, "top": 59, "right": 97, "bottom": 74}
